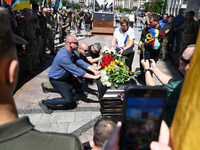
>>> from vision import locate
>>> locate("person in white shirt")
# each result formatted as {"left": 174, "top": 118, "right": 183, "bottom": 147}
{"left": 111, "top": 17, "right": 135, "bottom": 71}
{"left": 129, "top": 11, "right": 135, "bottom": 28}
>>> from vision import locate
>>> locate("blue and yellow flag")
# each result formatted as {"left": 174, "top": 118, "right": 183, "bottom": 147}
{"left": 46, "top": 0, "right": 50, "bottom": 7}
{"left": 171, "top": 31, "right": 200, "bottom": 149}
{"left": 124, "top": 34, "right": 130, "bottom": 46}
{"left": 57, "top": 0, "right": 62, "bottom": 11}
{"left": 12, "top": 0, "right": 30, "bottom": 11}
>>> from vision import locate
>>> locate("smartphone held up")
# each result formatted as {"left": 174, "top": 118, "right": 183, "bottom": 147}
{"left": 119, "top": 86, "right": 167, "bottom": 150}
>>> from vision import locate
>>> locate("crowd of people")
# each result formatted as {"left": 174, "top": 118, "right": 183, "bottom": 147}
{"left": 0, "top": 2, "right": 200, "bottom": 150}
{"left": 6, "top": 3, "right": 94, "bottom": 75}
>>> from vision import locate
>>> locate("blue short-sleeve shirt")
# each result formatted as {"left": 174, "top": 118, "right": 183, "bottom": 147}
{"left": 48, "top": 46, "right": 90, "bottom": 80}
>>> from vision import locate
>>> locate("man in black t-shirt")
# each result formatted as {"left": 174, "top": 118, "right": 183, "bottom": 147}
{"left": 83, "top": 10, "right": 92, "bottom": 37}
{"left": 85, "top": 43, "right": 102, "bottom": 65}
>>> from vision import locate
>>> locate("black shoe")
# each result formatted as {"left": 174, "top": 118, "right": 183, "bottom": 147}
{"left": 39, "top": 100, "right": 53, "bottom": 114}
{"left": 63, "top": 101, "right": 77, "bottom": 110}
{"left": 41, "top": 82, "right": 49, "bottom": 93}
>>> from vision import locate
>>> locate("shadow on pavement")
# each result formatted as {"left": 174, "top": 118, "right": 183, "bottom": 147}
{"left": 15, "top": 53, "right": 55, "bottom": 92}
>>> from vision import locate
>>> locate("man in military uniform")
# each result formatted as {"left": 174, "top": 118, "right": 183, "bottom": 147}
{"left": 0, "top": 7, "right": 83, "bottom": 150}
{"left": 57, "top": 9, "right": 64, "bottom": 43}
{"left": 181, "top": 11, "right": 199, "bottom": 53}
{"left": 38, "top": 6, "right": 47, "bottom": 55}
{"left": 161, "top": 16, "right": 174, "bottom": 60}
{"left": 43, "top": 8, "right": 55, "bottom": 55}
{"left": 31, "top": 3, "right": 41, "bottom": 67}
{"left": 21, "top": 8, "right": 37, "bottom": 75}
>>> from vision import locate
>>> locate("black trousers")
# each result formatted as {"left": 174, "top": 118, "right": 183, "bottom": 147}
{"left": 123, "top": 51, "right": 135, "bottom": 71}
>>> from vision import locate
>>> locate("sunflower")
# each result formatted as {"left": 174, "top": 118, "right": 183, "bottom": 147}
{"left": 146, "top": 33, "right": 152, "bottom": 40}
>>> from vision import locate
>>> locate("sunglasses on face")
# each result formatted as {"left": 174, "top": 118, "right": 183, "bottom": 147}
{"left": 180, "top": 55, "right": 190, "bottom": 64}
{"left": 70, "top": 42, "right": 79, "bottom": 45}
{"left": 84, "top": 50, "right": 88, "bottom": 52}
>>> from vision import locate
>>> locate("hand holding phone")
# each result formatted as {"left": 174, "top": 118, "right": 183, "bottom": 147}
{"left": 144, "top": 51, "right": 150, "bottom": 62}
{"left": 119, "top": 86, "right": 167, "bottom": 150}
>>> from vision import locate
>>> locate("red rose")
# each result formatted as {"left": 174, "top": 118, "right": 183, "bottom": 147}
{"left": 159, "top": 32, "right": 165, "bottom": 38}
{"left": 111, "top": 57, "right": 115, "bottom": 61}
{"left": 149, "top": 38, "right": 155, "bottom": 46}
{"left": 102, "top": 52, "right": 106, "bottom": 55}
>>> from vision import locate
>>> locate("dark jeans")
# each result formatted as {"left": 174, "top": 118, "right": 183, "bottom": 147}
{"left": 44, "top": 74, "right": 83, "bottom": 107}
{"left": 172, "top": 31, "right": 182, "bottom": 52}
{"left": 123, "top": 51, "right": 135, "bottom": 71}
{"left": 129, "top": 21, "right": 134, "bottom": 28}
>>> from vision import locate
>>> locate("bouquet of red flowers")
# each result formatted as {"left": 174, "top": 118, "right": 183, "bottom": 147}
{"left": 100, "top": 53, "right": 115, "bottom": 68}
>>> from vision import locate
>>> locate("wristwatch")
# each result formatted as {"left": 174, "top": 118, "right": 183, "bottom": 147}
{"left": 144, "top": 69, "right": 151, "bottom": 73}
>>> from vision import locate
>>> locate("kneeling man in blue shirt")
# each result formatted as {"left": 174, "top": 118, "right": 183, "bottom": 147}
{"left": 39, "top": 35, "right": 101, "bottom": 114}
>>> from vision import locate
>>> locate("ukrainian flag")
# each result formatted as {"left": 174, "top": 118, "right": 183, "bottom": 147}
{"left": 171, "top": 31, "right": 200, "bottom": 149}
{"left": 12, "top": 0, "right": 30, "bottom": 11}
{"left": 124, "top": 34, "right": 130, "bottom": 46}
{"left": 46, "top": 0, "right": 50, "bottom": 7}
{"left": 57, "top": 0, "right": 62, "bottom": 11}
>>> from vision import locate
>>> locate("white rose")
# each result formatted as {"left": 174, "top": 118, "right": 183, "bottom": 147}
{"left": 104, "top": 75, "right": 109, "bottom": 81}
{"left": 105, "top": 81, "right": 112, "bottom": 87}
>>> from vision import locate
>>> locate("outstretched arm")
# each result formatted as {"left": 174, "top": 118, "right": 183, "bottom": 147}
{"left": 149, "top": 59, "right": 173, "bottom": 84}
{"left": 86, "top": 56, "right": 101, "bottom": 64}
{"left": 111, "top": 36, "right": 117, "bottom": 48}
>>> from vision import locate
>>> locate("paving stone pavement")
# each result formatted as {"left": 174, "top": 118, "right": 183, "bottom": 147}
{"left": 14, "top": 26, "right": 182, "bottom": 144}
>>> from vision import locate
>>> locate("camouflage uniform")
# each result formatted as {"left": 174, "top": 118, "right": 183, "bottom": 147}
{"left": 57, "top": 13, "right": 64, "bottom": 43}
{"left": 21, "top": 18, "right": 37, "bottom": 72}
{"left": 38, "top": 12, "right": 47, "bottom": 54}
{"left": 162, "top": 22, "right": 174, "bottom": 60}
{"left": 181, "top": 19, "right": 199, "bottom": 52}
{"left": 46, "top": 15, "right": 54, "bottom": 53}
{"left": 31, "top": 11, "right": 41, "bottom": 66}
{"left": 63, "top": 17, "right": 70, "bottom": 38}
{"left": 51, "top": 13, "right": 57, "bottom": 37}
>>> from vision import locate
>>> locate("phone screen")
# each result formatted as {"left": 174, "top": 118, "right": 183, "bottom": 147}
{"left": 144, "top": 51, "right": 150, "bottom": 61}
{"left": 119, "top": 86, "right": 167, "bottom": 150}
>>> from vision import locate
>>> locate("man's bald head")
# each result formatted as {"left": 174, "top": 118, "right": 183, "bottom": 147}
{"left": 66, "top": 35, "right": 77, "bottom": 43}
{"left": 43, "top": 8, "right": 48, "bottom": 12}
{"left": 78, "top": 42, "right": 88, "bottom": 56}
{"left": 79, "top": 43, "right": 88, "bottom": 50}
{"left": 183, "top": 45, "right": 195, "bottom": 61}
{"left": 65, "top": 35, "right": 79, "bottom": 52}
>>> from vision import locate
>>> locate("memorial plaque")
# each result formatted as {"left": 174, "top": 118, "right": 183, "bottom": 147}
{"left": 92, "top": 0, "right": 115, "bottom": 35}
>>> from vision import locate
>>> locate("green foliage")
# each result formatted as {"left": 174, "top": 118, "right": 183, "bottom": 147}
{"left": 142, "top": 0, "right": 167, "bottom": 14}
{"left": 116, "top": 8, "right": 132, "bottom": 13}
